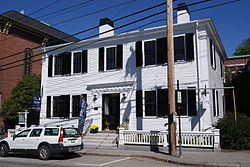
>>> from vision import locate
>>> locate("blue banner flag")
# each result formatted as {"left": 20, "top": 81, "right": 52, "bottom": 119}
{"left": 78, "top": 96, "right": 87, "bottom": 134}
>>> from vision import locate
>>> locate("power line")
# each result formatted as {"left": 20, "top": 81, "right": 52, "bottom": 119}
{"left": 50, "top": 0, "right": 136, "bottom": 26}
{"left": 0, "top": 0, "right": 217, "bottom": 70}
{"left": 34, "top": 0, "right": 98, "bottom": 20}
{"left": 0, "top": 2, "right": 165, "bottom": 62}
{"left": 28, "top": 0, "right": 62, "bottom": 16}
{"left": 0, "top": 0, "right": 238, "bottom": 71}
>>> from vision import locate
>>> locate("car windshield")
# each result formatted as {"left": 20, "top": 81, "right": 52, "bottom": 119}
{"left": 63, "top": 128, "right": 80, "bottom": 138}
{"left": 0, "top": 128, "right": 3, "bottom": 135}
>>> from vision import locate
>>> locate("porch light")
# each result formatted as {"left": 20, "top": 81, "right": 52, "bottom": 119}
{"left": 122, "top": 93, "right": 126, "bottom": 100}
{"left": 93, "top": 95, "right": 97, "bottom": 102}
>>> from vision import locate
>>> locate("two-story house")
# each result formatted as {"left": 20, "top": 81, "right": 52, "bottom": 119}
{"left": 39, "top": 5, "right": 226, "bottom": 132}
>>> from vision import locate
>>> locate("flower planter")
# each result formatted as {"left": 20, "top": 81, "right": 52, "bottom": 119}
{"left": 90, "top": 128, "right": 98, "bottom": 133}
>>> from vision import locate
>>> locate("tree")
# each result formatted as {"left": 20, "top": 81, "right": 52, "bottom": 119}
{"left": 0, "top": 75, "right": 41, "bottom": 129}
{"left": 234, "top": 38, "right": 250, "bottom": 56}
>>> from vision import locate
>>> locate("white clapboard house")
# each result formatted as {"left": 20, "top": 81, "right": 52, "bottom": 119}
{"left": 39, "top": 5, "right": 226, "bottom": 134}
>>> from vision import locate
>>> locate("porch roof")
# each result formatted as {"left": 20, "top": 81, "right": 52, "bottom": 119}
{"left": 86, "top": 81, "right": 134, "bottom": 93}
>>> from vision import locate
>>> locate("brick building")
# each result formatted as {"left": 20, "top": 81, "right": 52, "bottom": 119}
{"left": 0, "top": 11, "right": 79, "bottom": 126}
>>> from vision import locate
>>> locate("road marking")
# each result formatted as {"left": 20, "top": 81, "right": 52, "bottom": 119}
{"left": 75, "top": 157, "right": 131, "bottom": 166}
{"left": 0, "top": 157, "right": 6, "bottom": 160}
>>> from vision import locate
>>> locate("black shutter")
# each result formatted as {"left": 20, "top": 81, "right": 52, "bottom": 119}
{"left": 185, "top": 33, "right": 194, "bottom": 61}
{"left": 62, "top": 52, "right": 71, "bottom": 75}
{"left": 136, "top": 41, "right": 143, "bottom": 67}
{"left": 82, "top": 50, "right": 88, "bottom": 73}
{"left": 157, "top": 37, "right": 167, "bottom": 64}
{"left": 48, "top": 55, "right": 53, "bottom": 77}
{"left": 157, "top": 89, "right": 168, "bottom": 117}
{"left": 116, "top": 44, "right": 123, "bottom": 69}
{"left": 46, "top": 96, "right": 51, "bottom": 118}
{"left": 99, "top": 47, "right": 104, "bottom": 71}
{"left": 188, "top": 89, "right": 196, "bottom": 116}
{"left": 136, "top": 90, "right": 143, "bottom": 117}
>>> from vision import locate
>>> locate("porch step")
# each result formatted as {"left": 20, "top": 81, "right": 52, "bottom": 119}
{"left": 83, "top": 132, "right": 118, "bottom": 149}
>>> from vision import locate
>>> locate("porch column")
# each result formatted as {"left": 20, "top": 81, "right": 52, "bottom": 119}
{"left": 213, "top": 129, "right": 220, "bottom": 150}
{"left": 118, "top": 128, "right": 125, "bottom": 149}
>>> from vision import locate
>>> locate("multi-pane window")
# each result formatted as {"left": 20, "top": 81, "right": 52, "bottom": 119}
{"left": 73, "top": 50, "right": 88, "bottom": 74}
{"left": 99, "top": 45, "right": 123, "bottom": 71}
{"left": 54, "top": 52, "right": 71, "bottom": 76}
{"left": 73, "top": 52, "right": 82, "bottom": 73}
{"left": 136, "top": 88, "right": 196, "bottom": 117}
{"left": 136, "top": 34, "right": 194, "bottom": 67}
{"left": 24, "top": 49, "right": 32, "bottom": 75}
{"left": 54, "top": 55, "right": 63, "bottom": 75}
{"left": 174, "top": 36, "right": 185, "bottom": 61}
{"left": 106, "top": 47, "right": 116, "bottom": 70}
{"left": 144, "top": 40, "right": 156, "bottom": 66}
{"left": 53, "top": 95, "right": 70, "bottom": 118}
{"left": 145, "top": 91, "right": 156, "bottom": 116}
{"left": 176, "top": 89, "right": 196, "bottom": 116}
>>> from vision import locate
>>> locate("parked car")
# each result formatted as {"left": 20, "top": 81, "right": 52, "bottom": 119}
{"left": 0, "top": 128, "right": 6, "bottom": 139}
{"left": 0, "top": 126, "right": 83, "bottom": 160}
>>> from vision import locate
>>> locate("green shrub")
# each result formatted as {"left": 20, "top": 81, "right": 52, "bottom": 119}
{"left": 215, "top": 113, "right": 250, "bottom": 150}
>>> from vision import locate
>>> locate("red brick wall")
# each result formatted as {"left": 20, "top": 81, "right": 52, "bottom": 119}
{"left": 0, "top": 32, "right": 42, "bottom": 112}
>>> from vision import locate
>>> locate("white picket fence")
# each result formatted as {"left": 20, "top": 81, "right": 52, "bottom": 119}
{"left": 118, "top": 129, "right": 220, "bottom": 149}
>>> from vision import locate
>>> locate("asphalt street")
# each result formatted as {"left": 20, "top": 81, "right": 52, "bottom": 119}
{"left": 0, "top": 153, "right": 184, "bottom": 167}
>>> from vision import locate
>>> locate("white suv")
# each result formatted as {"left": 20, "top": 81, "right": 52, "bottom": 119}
{"left": 0, "top": 126, "right": 83, "bottom": 160}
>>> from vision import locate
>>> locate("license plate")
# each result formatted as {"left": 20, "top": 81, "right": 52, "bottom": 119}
{"left": 70, "top": 140, "right": 75, "bottom": 143}
{"left": 69, "top": 147, "right": 80, "bottom": 151}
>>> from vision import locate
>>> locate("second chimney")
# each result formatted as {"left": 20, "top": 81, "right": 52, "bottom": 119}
{"left": 177, "top": 3, "right": 190, "bottom": 24}
{"left": 99, "top": 18, "right": 114, "bottom": 38}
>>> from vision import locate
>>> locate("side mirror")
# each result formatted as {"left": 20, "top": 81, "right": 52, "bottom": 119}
{"left": 13, "top": 134, "right": 16, "bottom": 140}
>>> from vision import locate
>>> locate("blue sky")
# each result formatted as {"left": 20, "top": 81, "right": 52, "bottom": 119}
{"left": 0, "top": 0, "right": 249, "bottom": 57}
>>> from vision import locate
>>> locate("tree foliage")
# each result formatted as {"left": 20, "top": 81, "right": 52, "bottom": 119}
{"left": 215, "top": 113, "right": 250, "bottom": 150}
{"left": 0, "top": 75, "right": 41, "bottom": 128}
{"left": 234, "top": 38, "right": 250, "bottom": 56}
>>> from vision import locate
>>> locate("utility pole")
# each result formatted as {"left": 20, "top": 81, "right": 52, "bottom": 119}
{"left": 167, "top": 0, "right": 177, "bottom": 155}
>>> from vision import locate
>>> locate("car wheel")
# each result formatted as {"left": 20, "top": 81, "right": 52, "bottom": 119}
{"left": 0, "top": 144, "right": 9, "bottom": 157}
{"left": 38, "top": 145, "right": 51, "bottom": 160}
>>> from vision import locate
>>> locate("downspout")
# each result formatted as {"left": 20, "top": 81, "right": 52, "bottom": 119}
{"left": 195, "top": 21, "right": 201, "bottom": 131}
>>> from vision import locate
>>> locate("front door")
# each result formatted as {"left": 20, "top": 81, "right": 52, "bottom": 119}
{"left": 102, "top": 94, "right": 120, "bottom": 130}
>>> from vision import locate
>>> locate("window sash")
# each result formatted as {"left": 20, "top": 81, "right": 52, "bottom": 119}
{"left": 144, "top": 40, "right": 156, "bottom": 66}
{"left": 106, "top": 47, "right": 116, "bottom": 70}
{"left": 145, "top": 91, "right": 156, "bottom": 116}
{"left": 73, "top": 52, "right": 82, "bottom": 73}
{"left": 174, "top": 36, "right": 185, "bottom": 61}
{"left": 54, "top": 56, "right": 62, "bottom": 75}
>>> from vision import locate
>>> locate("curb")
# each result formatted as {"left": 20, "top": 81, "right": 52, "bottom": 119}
{"left": 79, "top": 152, "right": 244, "bottom": 167}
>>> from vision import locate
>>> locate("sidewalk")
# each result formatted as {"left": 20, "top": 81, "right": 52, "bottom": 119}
{"left": 79, "top": 148, "right": 250, "bottom": 167}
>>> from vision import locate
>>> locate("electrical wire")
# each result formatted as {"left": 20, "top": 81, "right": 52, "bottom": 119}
{"left": 34, "top": 0, "right": 98, "bottom": 20}
{"left": 0, "top": 1, "right": 165, "bottom": 62}
{"left": 28, "top": 0, "right": 62, "bottom": 16}
{"left": 0, "top": 0, "right": 239, "bottom": 71}
{"left": 50, "top": 0, "right": 136, "bottom": 26}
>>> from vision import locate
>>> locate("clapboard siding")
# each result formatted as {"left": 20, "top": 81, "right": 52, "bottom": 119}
{"left": 40, "top": 19, "right": 226, "bottom": 132}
